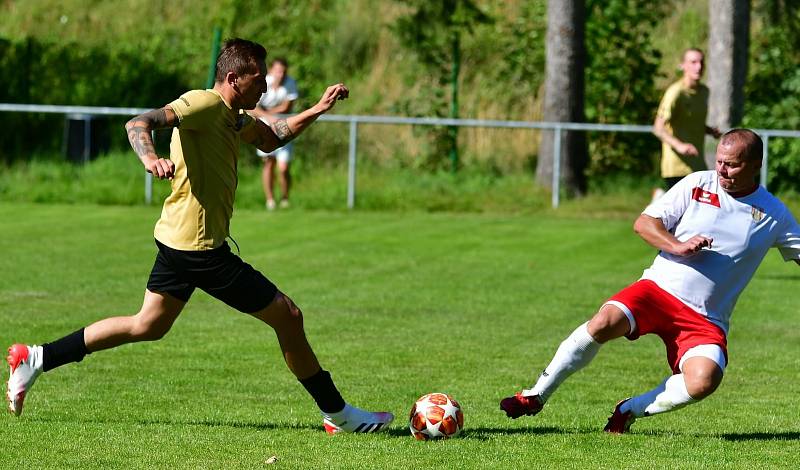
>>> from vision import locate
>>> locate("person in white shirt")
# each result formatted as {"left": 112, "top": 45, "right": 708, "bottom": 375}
{"left": 500, "top": 129, "right": 800, "bottom": 433}
{"left": 250, "top": 57, "right": 299, "bottom": 210}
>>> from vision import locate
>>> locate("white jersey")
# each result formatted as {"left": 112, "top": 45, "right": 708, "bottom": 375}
{"left": 641, "top": 170, "right": 800, "bottom": 334}
{"left": 258, "top": 75, "right": 298, "bottom": 111}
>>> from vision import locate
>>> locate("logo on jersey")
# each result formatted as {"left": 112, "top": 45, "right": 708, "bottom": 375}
{"left": 691, "top": 187, "right": 720, "bottom": 207}
{"left": 751, "top": 205, "right": 765, "bottom": 223}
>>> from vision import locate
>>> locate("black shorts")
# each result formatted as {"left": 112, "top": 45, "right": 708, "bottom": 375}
{"left": 664, "top": 176, "right": 684, "bottom": 190}
{"left": 147, "top": 239, "right": 278, "bottom": 313}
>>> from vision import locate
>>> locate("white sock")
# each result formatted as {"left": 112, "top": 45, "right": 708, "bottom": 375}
{"left": 623, "top": 374, "right": 696, "bottom": 418}
{"left": 524, "top": 322, "right": 601, "bottom": 402}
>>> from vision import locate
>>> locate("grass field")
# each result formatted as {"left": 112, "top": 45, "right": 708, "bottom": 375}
{"left": 1, "top": 202, "right": 799, "bottom": 469}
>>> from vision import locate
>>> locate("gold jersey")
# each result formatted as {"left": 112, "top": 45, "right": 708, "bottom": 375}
{"left": 153, "top": 89, "right": 259, "bottom": 250}
{"left": 657, "top": 80, "right": 710, "bottom": 178}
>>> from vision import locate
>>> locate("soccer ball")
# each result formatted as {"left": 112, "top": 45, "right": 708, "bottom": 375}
{"left": 408, "top": 392, "right": 464, "bottom": 440}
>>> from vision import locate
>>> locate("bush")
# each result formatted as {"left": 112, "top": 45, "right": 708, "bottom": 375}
{"left": 584, "top": 0, "right": 668, "bottom": 178}
{"left": 743, "top": 3, "right": 800, "bottom": 192}
{"left": 0, "top": 37, "right": 188, "bottom": 163}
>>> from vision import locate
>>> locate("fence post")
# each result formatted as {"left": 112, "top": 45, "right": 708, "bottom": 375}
{"left": 552, "top": 126, "right": 562, "bottom": 208}
{"left": 82, "top": 115, "right": 92, "bottom": 163}
{"left": 347, "top": 119, "right": 358, "bottom": 209}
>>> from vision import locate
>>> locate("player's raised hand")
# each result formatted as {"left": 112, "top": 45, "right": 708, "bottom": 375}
{"left": 673, "top": 235, "right": 713, "bottom": 256}
{"left": 314, "top": 83, "right": 349, "bottom": 113}
{"left": 144, "top": 156, "right": 175, "bottom": 180}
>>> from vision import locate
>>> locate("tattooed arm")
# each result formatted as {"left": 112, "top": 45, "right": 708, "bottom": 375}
{"left": 245, "top": 83, "right": 348, "bottom": 154}
{"left": 125, "top": 106, "right": 179, "bottom": 179}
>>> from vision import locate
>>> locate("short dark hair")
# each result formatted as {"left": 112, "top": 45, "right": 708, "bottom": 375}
{"left": 720, "top": 128, "right": 763, "bottom": 161}
{"left": 215, "top": 38, "right": 267, "bottom": 83}
{"left": 270, "top": 57, "right": 288, "bottom": 68}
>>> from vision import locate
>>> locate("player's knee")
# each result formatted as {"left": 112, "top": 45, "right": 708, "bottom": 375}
{"left": 277, "top": 294, "right": 305, "bottom": 328}
{"left": 683, "top": 366, "right": 723, "bottom": 399}
{"left": 130, "top": 314, "right": 171, "bottom": 341}
{"left": 587, "top": 305, "right": 629, "bottom": 343}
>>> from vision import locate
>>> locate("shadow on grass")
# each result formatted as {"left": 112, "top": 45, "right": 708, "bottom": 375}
{"left": 383, "top": 426, "right": 563, "bottom": 439}
{"left": 461, "top": 426, "right": 565, "bottom": 440}
{"left": 30, "top": 416, "right": 321, "bottom": 432}
{"left": 145, "top": 419, "right": 568, "bottom": 439}
{"left": 30, "top": 414, "right": 573, "bottom": 439}
{"left": 148, "top": 418, "right": 337, "bottom": 432}
{"left": 720, "top": 431, "right": 800, "bottom": 442}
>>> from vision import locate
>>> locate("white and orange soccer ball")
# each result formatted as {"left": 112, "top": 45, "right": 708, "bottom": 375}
{"left": 408, "top": 392, "right": 464, "bottom": 440}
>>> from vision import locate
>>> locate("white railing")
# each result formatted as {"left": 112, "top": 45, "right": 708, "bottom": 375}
{"left": 2, "top": 103, "right": 799, "bottom": 208}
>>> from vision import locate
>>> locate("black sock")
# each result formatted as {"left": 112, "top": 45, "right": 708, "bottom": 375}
{"left": 42, "top": 328, "right": 90, "bottom": 372}
{"left": 299, "top": 369, "right": 346, "bottom": 413}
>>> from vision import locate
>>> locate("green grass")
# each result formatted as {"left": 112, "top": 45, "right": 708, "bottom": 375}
{"left": 1, "top": 202, "right": 799, "bottom": 469}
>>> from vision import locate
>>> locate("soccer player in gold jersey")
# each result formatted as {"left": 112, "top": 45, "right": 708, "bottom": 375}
{"left": 7, "top": 38, "right": 393, "bottom": 434}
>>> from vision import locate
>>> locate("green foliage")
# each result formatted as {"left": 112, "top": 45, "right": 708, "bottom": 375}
{"left": 743, "top": 1, "right": 800, "bottom": 193}
{"left": 0, "top": 0, "right": 376, "bottom": 166}
{"left": 0, "top": 36, "right": 189, "bottom": 162}
{"left": 1, "top": 0, "right": 799, "bottom": 192}
{"left": 650, "top": 2, "right": 708, "bottom": 83}
{"left": 391, "top": 0, "right": 492, "bottom": 169}
{"left": 461, "top": 1, "right": 547, "bottom": 112}
{"left": 226, "top": 1, "right": 363, "bottom": 109}
{"left": 393, "top": 0, "right": 491, "bottom": 71}
{"left": 584, "top": 0, "right": 670, "bottom": 178}
{"left": 488, "top": 1, "right": 547, "bottom": 102}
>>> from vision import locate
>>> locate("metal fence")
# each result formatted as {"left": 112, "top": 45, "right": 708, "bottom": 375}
{"left": 2, "top": 103, "right": 799, "bottom": 208}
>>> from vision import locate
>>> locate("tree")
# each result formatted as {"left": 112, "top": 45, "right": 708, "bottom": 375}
{"left": 707, "top": 0, "right": 750, "bottom": 167}
{"left": 537, "top": 0, "right": 587, "bottom": 195}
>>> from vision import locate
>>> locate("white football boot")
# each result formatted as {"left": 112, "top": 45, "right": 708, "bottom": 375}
{"left": 322, "top": 404, "right": 394, "bottom": 434}
{"left": 7, "top": 344, "right": 44, "bottom": 416}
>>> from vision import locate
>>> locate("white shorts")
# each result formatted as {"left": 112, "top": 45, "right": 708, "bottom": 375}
{"left": 257, "top": 143, "right": 293, "bottom": 163}
{"left": 679, "top": 344, "right": 727, "bottom": 373}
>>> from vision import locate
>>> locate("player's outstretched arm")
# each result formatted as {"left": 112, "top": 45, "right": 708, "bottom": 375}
{"left": 247, "top": 84, "right": 348, "bottom": 154}
{"left": 634, "top": 214, "right": 712, "bottom": 256}
{"left": 125, "top": 106, "right": 179, "bottom": 179}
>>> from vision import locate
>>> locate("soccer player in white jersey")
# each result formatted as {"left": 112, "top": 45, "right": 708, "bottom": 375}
{"left": 500, "top": 128, "right": 800, "bottom": 433}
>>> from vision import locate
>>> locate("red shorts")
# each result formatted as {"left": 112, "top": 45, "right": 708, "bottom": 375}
{"left": 607, "top": 279, "right": 728, "bottom": 374}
